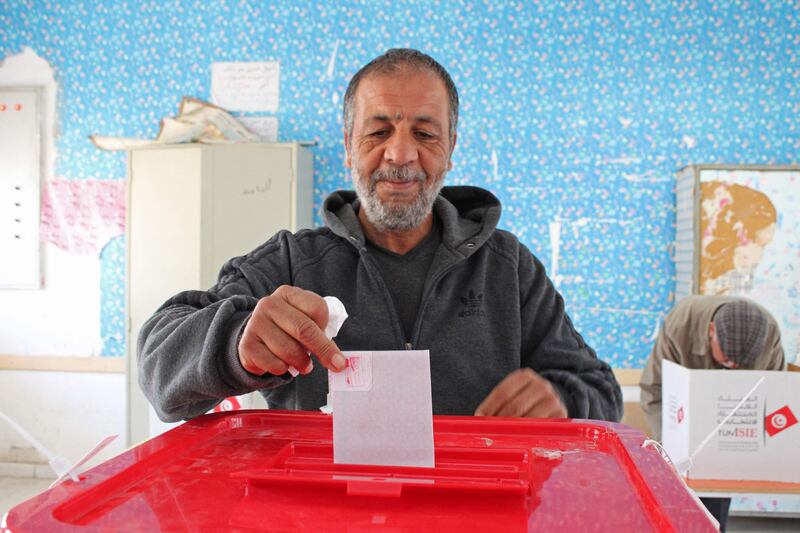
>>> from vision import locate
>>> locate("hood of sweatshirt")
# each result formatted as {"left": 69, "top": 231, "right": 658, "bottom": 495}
{"left": 322, "top": 185, "right": 502, "bottom": 259}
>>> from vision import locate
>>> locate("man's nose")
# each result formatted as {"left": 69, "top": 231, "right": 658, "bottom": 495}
{"left": 383, "top": 130, "right": 418, "bottom": 167}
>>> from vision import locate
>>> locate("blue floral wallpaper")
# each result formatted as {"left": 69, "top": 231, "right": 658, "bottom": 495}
{"left": 2, "top": 0, "right": 798, "bottom": 366}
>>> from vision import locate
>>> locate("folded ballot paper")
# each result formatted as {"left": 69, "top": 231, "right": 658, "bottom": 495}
{"left": 329, "top": 350, "right": 435, "bottom": 467}
{"left": 311, "top": 297, "right": 434, "bottom": 467}
{"left": 90, "top": 97, "right": 261, "bottom": 151}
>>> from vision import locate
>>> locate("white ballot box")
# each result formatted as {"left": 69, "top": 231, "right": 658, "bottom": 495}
{"left": 662, "top": 360, "right": 800, "bottom": 483}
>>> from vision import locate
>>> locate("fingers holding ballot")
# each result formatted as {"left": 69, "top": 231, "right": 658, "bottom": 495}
{"left": 475, "top": 368, "right": 568, "bottom": 419}
{"left": 238, "top": 286, "right": 348, "bottom": 377}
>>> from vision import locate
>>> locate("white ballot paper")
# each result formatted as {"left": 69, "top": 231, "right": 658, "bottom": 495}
{"left": 329, "top": 350, "right": 435, "bottom": 467}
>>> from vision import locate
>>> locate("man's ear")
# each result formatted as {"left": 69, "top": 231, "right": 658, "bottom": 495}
{"left": 447, "top": 132, "right": 457, "bottom": 171}
{"left": 343, "top": 129, "right": 352, "bottom": 169}
{"left": 708, "top": 321, "right": 716, "bottom": 339}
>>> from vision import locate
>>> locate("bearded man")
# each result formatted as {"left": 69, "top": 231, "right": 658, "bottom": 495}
{"left": 138, "top": 49, "right": 622, "bottom": 423}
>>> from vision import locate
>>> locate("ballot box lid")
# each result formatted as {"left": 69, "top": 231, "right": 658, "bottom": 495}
{"left": 5, "top": 410, "right": 715, "bottom": 532}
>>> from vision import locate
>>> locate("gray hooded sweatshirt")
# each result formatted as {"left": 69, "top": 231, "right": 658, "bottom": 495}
{"left": 138, "top": 186, "right": 623, "bottom": 422}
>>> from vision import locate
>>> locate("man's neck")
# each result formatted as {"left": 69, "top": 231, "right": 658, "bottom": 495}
{"left": 358, "top": 210, "right": 434, "bottom": 255}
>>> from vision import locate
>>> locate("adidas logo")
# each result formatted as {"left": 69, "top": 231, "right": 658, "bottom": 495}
{"left": 458, "top": 290, "right": 486, "bottom": 318}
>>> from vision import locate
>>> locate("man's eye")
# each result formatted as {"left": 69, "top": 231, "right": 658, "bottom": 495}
{"left": 415, "top": 131, "right": 435, "bottom": 139}
{"left": 368, "top": 130, "right": 388, "bottom": 138}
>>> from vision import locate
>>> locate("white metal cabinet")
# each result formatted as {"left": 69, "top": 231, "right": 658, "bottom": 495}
{"left": 0, "top": 87, "right": 41, "bottom": 289}
{"left": 126, "top": 143, "right": 313, "bottom": 445}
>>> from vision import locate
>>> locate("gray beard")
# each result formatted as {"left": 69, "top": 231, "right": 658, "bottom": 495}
{"left": 352, "top": 165, "right": 444, "bottom": 232}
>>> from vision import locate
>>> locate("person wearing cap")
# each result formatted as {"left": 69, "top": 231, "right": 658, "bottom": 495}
{"left": 640, "top": 295, "right": 785, "bottom": 441}
{"left": 639, "top": 295, "right": 784, "bottom": 531}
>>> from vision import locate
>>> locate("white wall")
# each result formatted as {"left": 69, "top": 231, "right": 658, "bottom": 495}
{"left": 0, "top": 48, "right": 125, "bottom": 473}
{"left": 0, "top": 243, "right": 102, "bottom": 355}
{"left": 0, "top": 371, "right": 126, "bottom": 473}
{"left": 0, "top": 242, "right": 125, "bottom": 471}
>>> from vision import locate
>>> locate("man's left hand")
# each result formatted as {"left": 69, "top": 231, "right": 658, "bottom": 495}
{"left": 474, "top": 368, "right": 568, "bottom": 418}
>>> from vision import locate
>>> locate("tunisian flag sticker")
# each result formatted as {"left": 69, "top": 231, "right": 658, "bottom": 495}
{"left": 765, "top": 405, "right": 798, "bottom": 437}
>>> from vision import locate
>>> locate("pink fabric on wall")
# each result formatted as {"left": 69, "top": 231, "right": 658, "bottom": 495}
{"left": 40, "top": 179, "right": 126, "bottom": 255}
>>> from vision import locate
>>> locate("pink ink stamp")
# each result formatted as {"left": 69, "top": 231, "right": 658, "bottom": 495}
{"left": 329, "top": 352, "right": 372, "bottom": 392}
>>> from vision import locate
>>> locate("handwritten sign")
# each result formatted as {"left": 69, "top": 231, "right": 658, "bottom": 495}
{"left": 211, "top": 62, "right": 280, "bottom": 112}
{"left": 241, "top": 178, "right": 272, "bottom": 196}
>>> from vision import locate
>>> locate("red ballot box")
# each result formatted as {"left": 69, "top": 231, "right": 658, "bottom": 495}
{"left": 5, "top": 410, "right": 715, "bottom": 532}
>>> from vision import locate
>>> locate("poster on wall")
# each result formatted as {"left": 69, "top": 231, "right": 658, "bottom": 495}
{"left": 698, "top": 168, "right": 800, "bottom": 363}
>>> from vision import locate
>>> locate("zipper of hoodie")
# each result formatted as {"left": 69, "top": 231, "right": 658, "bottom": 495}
{"left": 408, "top": 249, "right": 463, "bottom": 349}
{"left": 356, "top": 245, "right": 409, "bottom": 350}
{"left": 353, "top": 235, "right": 469, "bottom": 351}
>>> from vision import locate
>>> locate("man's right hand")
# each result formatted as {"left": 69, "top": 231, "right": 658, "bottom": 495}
{"left": 238, "top": 285, "right": 347, "bottom": 376}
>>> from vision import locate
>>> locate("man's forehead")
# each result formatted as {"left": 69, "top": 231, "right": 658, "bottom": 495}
{"left": 354, "top": 69, "right": 449, "bottom": 119}
{"left": 359, "top": 64, "right": 444, "bottom": 89}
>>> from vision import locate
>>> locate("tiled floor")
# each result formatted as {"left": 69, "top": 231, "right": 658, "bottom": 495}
{"left": 2, "top": 476, "right": 798, "bottom": 530}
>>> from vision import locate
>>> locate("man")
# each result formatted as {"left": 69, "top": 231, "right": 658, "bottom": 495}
{"left": 640, "top": 295, "right": 784, "bottom": 532}
{"left": 138, "top": 48, "right": 622, "bottom": 424}
{"left": 640, "top": 295, "right": 785, "bottom": 441}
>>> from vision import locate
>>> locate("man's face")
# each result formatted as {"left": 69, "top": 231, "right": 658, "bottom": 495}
{"left": 344, "top": 67, "right": 455, "bottom": 232}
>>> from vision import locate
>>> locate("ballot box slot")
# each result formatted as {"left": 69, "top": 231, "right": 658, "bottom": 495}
{"left": 231, "top": 442, "right": 533, "bottom": 499}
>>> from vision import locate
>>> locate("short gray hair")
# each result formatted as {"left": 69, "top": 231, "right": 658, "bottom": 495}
{"left": 343, "top": 48, "right": 459, "bottom": 142}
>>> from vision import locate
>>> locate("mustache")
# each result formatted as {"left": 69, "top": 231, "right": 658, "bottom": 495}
{"left": 370, "top": 166, "right": 427, "bottom": 187}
